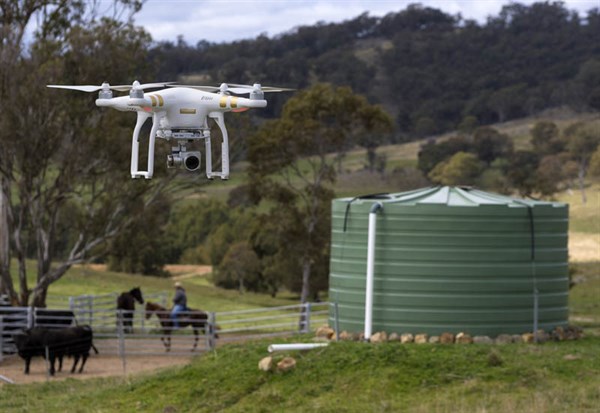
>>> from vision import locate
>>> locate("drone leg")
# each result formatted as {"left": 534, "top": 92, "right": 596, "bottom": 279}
{"left": 204, "top": 131, "right": 213, "bottom": 180}
{"left": 131, "top": 112, "right": 150, "bottom": 178}
{"left": 145, "top": 114, "right": 159, "bottom": 179}
{"left": 211, "top": 112, "right": 229, "bottom": 180}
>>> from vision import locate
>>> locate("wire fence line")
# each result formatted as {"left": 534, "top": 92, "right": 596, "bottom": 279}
{"left": 1, "top": 301, "right": 335, "bottom": 363}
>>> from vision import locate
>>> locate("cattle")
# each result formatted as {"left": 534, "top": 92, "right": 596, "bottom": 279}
{"left": 13, "top": 325, "right": 98, "bottom": 376}
{"left": 34, "top": 309, "right": 77, "bottom": 328}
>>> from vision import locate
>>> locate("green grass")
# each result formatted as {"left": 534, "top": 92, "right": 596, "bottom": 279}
{"left": 12, "top": 260, "right": 297, "bottom": 311}
{"left": 569, "top": 262, "right": 600, "bottom": 335}
{"left": 2, "top": 337, "right": 600, "bottom": 412}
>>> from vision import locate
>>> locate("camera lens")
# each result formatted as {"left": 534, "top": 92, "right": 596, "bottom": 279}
{"left": 184, "top": 155, "right": 200, "bottom": 171}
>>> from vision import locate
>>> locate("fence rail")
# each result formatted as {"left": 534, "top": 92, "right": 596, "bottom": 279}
{"left": 1, "top": 301, "right": 336, "bottom": 362}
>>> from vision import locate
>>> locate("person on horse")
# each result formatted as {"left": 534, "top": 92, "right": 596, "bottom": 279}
{"left": 171, "top": 281, "right": 188, "bottom": 329}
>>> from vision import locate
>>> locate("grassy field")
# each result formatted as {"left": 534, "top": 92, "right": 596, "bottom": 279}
{"left": 1, "top": 336, "right": 599, "bottom": 412}
{"left": 50, "top": 264, "right": 298, "bottom": 311}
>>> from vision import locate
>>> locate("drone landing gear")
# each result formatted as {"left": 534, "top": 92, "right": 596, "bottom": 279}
{"left": 128, "top": 112, "right": 231, "bottom": 180}
{"left": 130, "top": 112, "right": 154, "bottom": 179}
{"left": 206, "top": 112, "right": 229, "bottom": 180}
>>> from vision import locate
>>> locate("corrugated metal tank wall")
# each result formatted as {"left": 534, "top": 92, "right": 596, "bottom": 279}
{"left": 329, "top": 186, "right": 569, "bottom": 336}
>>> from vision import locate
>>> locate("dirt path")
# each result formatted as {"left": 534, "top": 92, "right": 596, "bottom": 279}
{"left": 0, "top": 353, "right": 193, "bottom": 385}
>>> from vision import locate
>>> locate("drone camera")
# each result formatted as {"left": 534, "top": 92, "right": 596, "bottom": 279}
{"left": 167, "top": 150, "right": 202, "bottom": 172}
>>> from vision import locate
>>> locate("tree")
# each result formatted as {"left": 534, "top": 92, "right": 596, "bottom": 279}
{"left": 214, "top": 242, "right": 261, "bottom": 293}
{"left": 563, "top": 122, "right": 600, "bottom": 203}
{"left": 506, "top": 151, "right": 540, "bottom": 197}
{"left": 0, "top": 1, "right": 168, "bottom": 306}
{"left": 472, "top": 127, "right": 514, "bottom": 165}
{"left": 247, "top": 83, "right": 392, "bottom": 304}
{"left": 417, "top": 135, "right": 472, "bottom": 175}
{"left": 428, "top": 152, "right": 483, "bottom": 186}
{"left": 590, "top": 147, "right": 600, "bottom": 177}
{"left": 531, "top": 121, "right": 564, "bottom": 155}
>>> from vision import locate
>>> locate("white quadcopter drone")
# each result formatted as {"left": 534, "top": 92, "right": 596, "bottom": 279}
{"left": 47, "top": 81, "right": 292, "bottom": 180}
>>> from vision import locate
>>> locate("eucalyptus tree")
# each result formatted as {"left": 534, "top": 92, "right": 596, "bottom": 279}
{"left": 247, "top": 83, "right": 392, "bottom": 303}
{"left": 0, "top": 0, "right": 173, "bottom": 306}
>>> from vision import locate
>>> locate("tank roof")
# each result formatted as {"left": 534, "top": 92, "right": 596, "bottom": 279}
{"left": 337, "top": 186, "right": 566, "bottom": 208}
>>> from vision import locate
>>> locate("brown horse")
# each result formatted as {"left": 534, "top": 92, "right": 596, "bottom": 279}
{"left": 116, "top": 287, "right": 144, "bottom": 334}
{"left": 144, "top": 301, "right": 215, "bottom": 352}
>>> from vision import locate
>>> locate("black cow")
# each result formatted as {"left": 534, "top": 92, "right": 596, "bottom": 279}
{"left": 13, "top": 327, "right": 46, "bottom": 374}
{"left": 35, "top": 309, "right": 77, "bottom": 328}
{"left": 13, "top": 325, "right": 98, "bottom": 375}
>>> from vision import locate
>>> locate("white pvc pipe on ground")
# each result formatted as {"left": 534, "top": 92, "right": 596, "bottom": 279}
{"left": 365, "top": 203, "right": 382, "bottom": 341}
{"left": 268, "top": 343, "right": 329, "bottom": 353}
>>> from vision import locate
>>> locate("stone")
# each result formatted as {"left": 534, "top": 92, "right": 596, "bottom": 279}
{"left": 495, "top": 334, "right": 513, "bottom": 344}
{"left": 258, "top": 356, "right": 273, "bottom": 372}
{"left": 277, "top": 357, "right": 296, "bottom": 372}
{"left": 414, "top": 334, "right": 428, "bottom": 344}
{"left": 370, "top": 331, "right": 388, "bottom": 343}
{"left": 521, "top": 333, "right": 535, "bottom": 343}
{"left": 315, "top": 325, "right": 335, "bottom": 340}
{"left": 455, "top": 332, "right": 473, "bottom": 344}
{"left": 563, "top": 354, "right": 581, "bottom": 361}
{"left": 440, "top": 332, "right": 454, "bottom": 344}
{"left": 564, "top": 325, "right": 583, "bottom": 340}
{"left": 428, "top": 336, "right": 440, "bottom": 344}
{"left": 388, "top": 332, "right": 400, "bottom": 342}
{"left": 339, "top": 331, "right": 352, "bottom": 341}
{"left": 473, "top": 336, "right": 493, "bottom": 344}
{"left": 552, "top": 326, "right": 566, "bottom": 341}
{"left": 535, "top": 329, "right": 549, "bottom": 343}
{"left": 400, "top": 333, "right": 414, "bottom": 344}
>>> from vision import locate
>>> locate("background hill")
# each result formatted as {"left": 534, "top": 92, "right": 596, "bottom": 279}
{"left": 150, "top": 2, "right": 600, "bottom": 140}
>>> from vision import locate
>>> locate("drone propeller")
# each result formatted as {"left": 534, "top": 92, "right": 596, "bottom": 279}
{"left": 166, "top": 84, "right": 221, "bottom": 92}
{"left": 166, "top": 83, "right": 293, "bottom": 94}
{"left": 47, "top": 81, "right": 175, "bottom": 93}
{"left": 226, "top": 83, "right": 295, "bottom": 94}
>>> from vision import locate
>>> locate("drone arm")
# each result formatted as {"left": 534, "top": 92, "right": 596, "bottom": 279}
{"left": 131, "top": 111, "right": 151, "bottom": 178}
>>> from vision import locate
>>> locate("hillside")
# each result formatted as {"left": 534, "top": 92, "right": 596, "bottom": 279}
{"left": 151, "top": 2, "right": 600, "bottom": 140}
{"left": 2, "top": 336, "right": 600, "bottom": 412}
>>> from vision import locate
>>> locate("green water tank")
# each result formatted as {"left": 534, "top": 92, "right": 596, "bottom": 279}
{"left": 329, "top": 186, "right": 569, "bottom": 336}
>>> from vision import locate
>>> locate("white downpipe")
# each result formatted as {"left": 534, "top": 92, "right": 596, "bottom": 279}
{"left": 268, "top": 343, "right": 329, "bottom": 353}
{"left": 365, "top": 202, "right": 383, "bottom": 341}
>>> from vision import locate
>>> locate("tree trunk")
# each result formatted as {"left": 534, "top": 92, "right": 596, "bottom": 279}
{"left": 31, "top": 288, "right": 48, "bottom": 308}
{"left": 578, "top": 164, "right": 587, "bottom": 204}
{"left": 0, "top": 178, "right": 16, "bottom": 302}
{"left": 300, "top": 259, "right": 311, "bottom": 304}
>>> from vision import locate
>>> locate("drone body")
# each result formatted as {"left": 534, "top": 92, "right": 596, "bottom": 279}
{"left": 48, "top": 81, "right": 290, "bottom": 180}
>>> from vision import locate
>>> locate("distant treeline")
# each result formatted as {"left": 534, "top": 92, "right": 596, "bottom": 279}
{"left": 149, "top": 2, "right": 600, "bottom": 140}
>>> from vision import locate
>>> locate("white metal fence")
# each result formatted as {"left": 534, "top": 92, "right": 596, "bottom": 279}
{"left": 1, "top": 301, "right": 334, "bottom": 362}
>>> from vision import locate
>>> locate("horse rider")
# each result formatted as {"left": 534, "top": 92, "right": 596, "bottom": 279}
{"left": 171, "top": 281, "right": 188, "bottom": 329}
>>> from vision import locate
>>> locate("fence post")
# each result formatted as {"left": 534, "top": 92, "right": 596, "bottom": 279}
{"left": 0, "top": 316, "right": 4, "bottom": 362}
{"left": 27, "top": 306, "right": 34, "bottom": 329}
{"left": 87, "top": 295, "right": 93, "bottom": 326}
{"left": 304, "top": 302, "right": 311, "bottom": 333}
{"left": 117, "top": 309, "right": 127, "bottom": 373}
{"left": 207, "top": 312, "right": 216, "bottom": 351}
{"left": 333, "top": 302, "right": 340, "bottom": 341}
